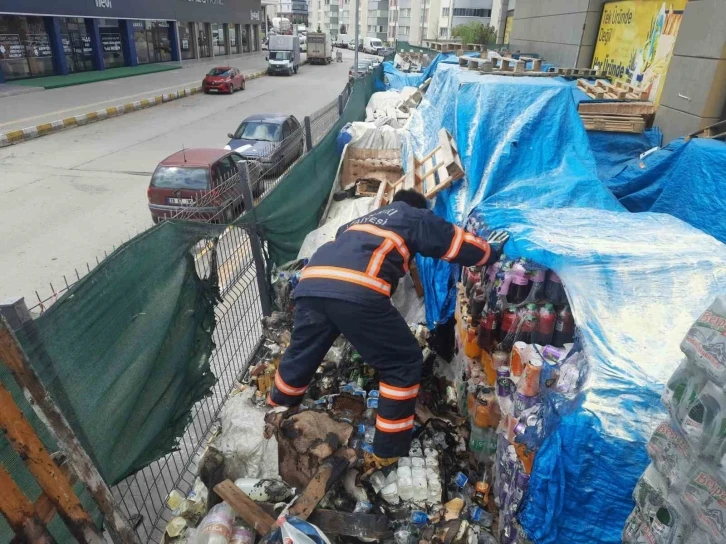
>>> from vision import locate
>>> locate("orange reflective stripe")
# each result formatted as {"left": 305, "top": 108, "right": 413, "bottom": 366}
{"left": 379, "top": 382, "right": 420, "bottom": 400}
{"left": 346, "top": 224, "right": 411, "bottom": 272}
{"left": 300, "top": 266, "right": 392, "bottom": 296}
{"left": 274, "top": 372, "right": 308, "bottom": 396}
{"left": 464, "top": 233, "right": 492, "bottom": 266}
{"left": 376, "top": 415, "right": 415, "bottom": 433}
{"left": 366, "top": 239, "right": 395, "bottom": 277}
{"left": 443, "top": 226, "right": 464, "bottom": 261}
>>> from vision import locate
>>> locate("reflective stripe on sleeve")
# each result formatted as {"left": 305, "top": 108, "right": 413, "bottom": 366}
{"left": 442, "top": 226, "right": 464, "bottom": 261}
{"left": 366, "top": 239, "right": 395, "bottom": 277}
{"left": 375, "top": 415, "right": 415, "bottom": 433}
{"left": 379, "top": 382, "right": 420, "bottom": 400}
{"left": 274, "top": 371, "right": 308, "bottom": 396}
{"left": 464, "top": 233, "right": 491, "bottom": 266}
{"left": 300, "top": 266, "right": 392, "bottom": 296}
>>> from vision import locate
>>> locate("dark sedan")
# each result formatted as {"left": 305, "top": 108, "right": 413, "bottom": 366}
{"left": 225, "top": 114, "right": 305, "bottom": 176}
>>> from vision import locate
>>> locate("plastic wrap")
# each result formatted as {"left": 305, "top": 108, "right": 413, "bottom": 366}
{"left": 604, "top": 138, "right": 726, "bottom": 244}
{"left": 389, "top": 62, "right": 726, "bottom": 542}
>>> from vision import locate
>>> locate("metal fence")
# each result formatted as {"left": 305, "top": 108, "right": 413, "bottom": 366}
{"left": 12, "top": 75, "right": 357, "bottom": 543}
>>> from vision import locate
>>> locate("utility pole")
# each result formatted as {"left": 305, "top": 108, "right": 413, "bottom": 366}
{"left": 354, "top": 0, "right": 359, "bottom": 69}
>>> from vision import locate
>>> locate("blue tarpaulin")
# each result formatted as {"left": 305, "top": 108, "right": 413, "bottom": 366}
{"left": 389, "top": 62, "right": 726, "bottom": 542}
{"left": 603, "top": 137, "right": 726, "bottom": 244}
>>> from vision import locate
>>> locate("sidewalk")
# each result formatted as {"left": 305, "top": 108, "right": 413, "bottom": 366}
{"left": 0, "top": 52, "right": 270, "bottom": 134}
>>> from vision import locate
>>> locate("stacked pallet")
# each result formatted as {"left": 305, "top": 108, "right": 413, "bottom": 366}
{"left": 577, "top": 79, "right": 649, "bottom": 100}
{"left": 578, "top": 101, "right": 656, "bottom": 134}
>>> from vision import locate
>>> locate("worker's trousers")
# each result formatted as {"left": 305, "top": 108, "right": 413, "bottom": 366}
{"left": 269, "top": 296, "right": 423, "bottom": 458}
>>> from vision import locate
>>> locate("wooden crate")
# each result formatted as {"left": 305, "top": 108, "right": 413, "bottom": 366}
{"left": 578, "top": 101, "right": 655, "bottom": 116}
{"left": 580, "top": 114, "right": 646, "bottom": 133}
{"left": 339, "top": 148, "right": 404, "bottom": 191}
{"left": 686, "top": 119, "right": 726, "bottom": 141}
{"left": 413, "top": 129, "right": 465, "bottom": 198}
{"left": 577, "top": 78, "right": 649, "bottom": 100}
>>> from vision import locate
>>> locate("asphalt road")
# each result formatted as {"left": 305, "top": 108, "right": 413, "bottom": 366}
{"left": 0, "top": 48, "right": 369, "bottom": 306}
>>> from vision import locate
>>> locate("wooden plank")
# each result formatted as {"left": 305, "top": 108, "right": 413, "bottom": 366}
{"left": 0, "top": 465, "right": 56, "bottom": 543}
{"left": 578, "top": 101, "right": 655, "bottom": 116}
{"left": 0, "top": 317, "right": 137, "bottom": 544}
{"left": 35, "top": 458, "right": 77, "bottom": 526}
{"left": 287, "top": 448, "right": 356, "bottom": 521}
{"left": 0, "top": 381, "right": 101, "bottom": 544}
{"left": 213, "top": 480, "right": 276, "bottom": 535}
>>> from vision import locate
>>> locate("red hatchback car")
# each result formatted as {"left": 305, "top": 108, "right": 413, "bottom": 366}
{"left": 147, "top": 148, "right": 254, "bottom": 224}
{"left": 203, "top": 67, "right": 245, "bottom": 94}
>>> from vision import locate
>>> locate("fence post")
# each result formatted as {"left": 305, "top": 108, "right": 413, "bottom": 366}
{"left": 236, "top": 160, "right": 273, "bottom": 317}
{"left": 338, "top": 93, "right": 344, "bottom": 116}
{"left": 0, "top": 311, "right": 140, "bottom": 544}
{"left": 304, "top": 115, "right": 314, "bottom": 152}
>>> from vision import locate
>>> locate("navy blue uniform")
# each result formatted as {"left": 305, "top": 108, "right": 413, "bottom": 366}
{"left": 270, "top": 201, "right": 492, "bottom": 457}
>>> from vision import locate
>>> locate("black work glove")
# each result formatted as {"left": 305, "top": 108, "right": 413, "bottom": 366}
{"left": 486, "top": 230, "right": 510, "bottom": 264}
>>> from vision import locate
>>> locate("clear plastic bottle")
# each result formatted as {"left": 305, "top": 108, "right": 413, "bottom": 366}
{"left": 229, "top": 521, "right": 255, "bottom": 544}
{"left": 381, "top": 482, "right": 400, "bottom": 504}
{"left": 196, "top": 502, "right": 235, "bottom": 544}
{"left": 369, "top": 471, "right": 387, "bottom": 494}
{"left": 680, "top": 381, "right": 726, "bottom": 455}
{"left": 412, "top": 473, "right": 428, "bottom": 501}
{"left": 398, "top": 475, "right": 413, "bottom": 501}
{"left": 364, "top": 425, "right": 376, "bottom": 445}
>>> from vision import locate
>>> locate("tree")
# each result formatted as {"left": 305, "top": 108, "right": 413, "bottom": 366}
{"left": 340, "top": 24, "right": 347, "bottom": 35}
{"left": 452, "top": 22, "right": 496, "bottom": 45}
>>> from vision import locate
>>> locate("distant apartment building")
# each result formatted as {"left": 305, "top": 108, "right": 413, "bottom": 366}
{"left": 279, "top": 0, "right": 309, "bottom": 24}
{"left": 309, "top": 0, "right": 343, "bottom": 36}
{"left": 436, "top": 0, "right": 493, "bottom": 40}
{"left": 388, "top": 0, "right": 442, "bottom": 44}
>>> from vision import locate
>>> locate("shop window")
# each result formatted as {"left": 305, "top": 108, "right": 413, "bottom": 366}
{"left": 229, "top": 25, "right": 238, "bottom": 55}
{"left": 133, "top": 20, "right": 172, "bottom": 64}
{"left": 213, "top": 23, "right": 227, "bottom": 56}
{"left": 0, "top": 15, "right": 54, "bottom": 79}
{"left": 198, "top": 24, "right": 211, "bottom": 58}
{"left": 99, "top": 19, "right": 125, "bottom": 69}
{"left": 179, "top": 23, "right": 195, "bottom": 60}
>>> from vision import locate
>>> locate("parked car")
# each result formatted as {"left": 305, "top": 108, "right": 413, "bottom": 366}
{"left": 349, "top": 61, "right": 370, "bottom": 78}
{"left": 203, "top": 67, "right": 245, "bottom": 94}
{"left": 378, "top": 46, "right": 395, "bottom": 57}
{"left": 148, "top": 149, "right": 253, "bottom": 224}
{"left": 225, "top": 114, "right": 304, "bottom": 176}
{"left": 363, "top": 37, "right": 383, "bottom": 54}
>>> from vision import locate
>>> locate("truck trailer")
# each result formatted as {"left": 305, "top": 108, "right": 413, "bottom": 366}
{"left": 267, "top": 35, "right": 301, "bottom": 76}
{"left": 306, "top": 33, "right": 333, "bottom": 65}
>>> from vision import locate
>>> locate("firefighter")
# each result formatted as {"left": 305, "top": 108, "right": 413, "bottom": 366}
{"left": 268, "top": 189, "right": 509, "bottom": 471}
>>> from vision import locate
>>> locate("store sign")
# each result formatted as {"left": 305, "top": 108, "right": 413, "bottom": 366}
{"left": 101, "top": 33, "right": 123, "bottom": 53}
{"left": 182, "top": 38, "right": 190, "bottom": 50}
{"left": 0, "top": 34, "right": 24, "bottom": 59}
{"left": 82, "top": 35, "right": 93, "bottom": 56}
{"left": 26, "top": 34, "right": 53, "bottom": 58}
{"left": 95, "top": 0, "right": 113, "bottom": 8}
{"left": 503, "top": 15, "right": 513, "bottom": 44}
{"left": 592, "top": 0, "right": 688, "bottom": 105}
{"left": 184, "top": 0, "right": 226, "bottom": 5}
{"left": 251, "top": 10, "right": 260, "bottom": 20}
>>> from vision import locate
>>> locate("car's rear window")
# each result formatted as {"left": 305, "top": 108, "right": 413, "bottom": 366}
{"left": 151, "top": 166, "right": 209, "bottom": 189}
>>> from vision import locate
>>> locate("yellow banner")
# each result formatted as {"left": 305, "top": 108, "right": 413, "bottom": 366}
{"left": 592, "top": 0, "right": 688, "bottom": 105}
{"left": 504, "top": 15, "right": 513, "bottom": 45}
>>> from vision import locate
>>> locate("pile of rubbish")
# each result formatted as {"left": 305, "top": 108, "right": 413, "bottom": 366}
{"left": 624, "top": 296, "right": 726, "bottom": 544}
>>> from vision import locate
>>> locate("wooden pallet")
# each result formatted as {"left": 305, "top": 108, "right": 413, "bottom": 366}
{"left": 580, "top": 114, "right": 646, "bottom": 133}
{"left": 462, "top": 56, "right": 556, "bottom": 77}
{"left": 578, "top": 101, "right": 655, "bottom": 116}
{"left": 414, "top": 129, "right": 464, "bottom": 198}
{"left": 577, "top": 78, "right": 649, "bottom": 100}
{"left": 558, "top": 67, "right": 607, "bottom": 78}
{"left": 686, "top": 119, "right": 726, "bottom": 141}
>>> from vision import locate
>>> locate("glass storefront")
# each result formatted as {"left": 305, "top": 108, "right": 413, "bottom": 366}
{"left": 60, "top": 17, "right": 94, "bottom": 73}
{"left": 178, "top": 22, "right": 195, "bottom": 60}
{"left": 198, "top": 23, "right": 211, "bottom": 58}
{"left": 0, "top": 15, "right": 54, "bottom": 79}
{"left": 99, "top": 19, "right": 125, "bottom": 68}
{"left": 132, "top": 20, "right": 171, "bottom": 64}
{"left": 252, "top": 25, "right": 259, "bottom": 52}
{"left": 242, "top": 26, "right": 249, "bottom": 53}
{"left": 212, "top": 23, "right": 227, "bottom": 56}
{"left": 229, "top": 25, "right": 239, "bottom": 55}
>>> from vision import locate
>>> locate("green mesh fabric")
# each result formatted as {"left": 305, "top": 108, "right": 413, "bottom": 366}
{"left": 234, "top": 69, "right": 377, "bottom": 266}
{"left": 14, "top": 221, "right": 223, "bottom": 486}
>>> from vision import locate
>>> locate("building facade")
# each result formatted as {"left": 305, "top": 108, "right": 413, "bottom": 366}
{"left": 435, "top": 0, "right": 492, "bottom": 40}
{"left": 0, "top": 0, "right": 263, "bottom": 82}
{"left": 278, "top": 0, "right": 309, "bottom": 24}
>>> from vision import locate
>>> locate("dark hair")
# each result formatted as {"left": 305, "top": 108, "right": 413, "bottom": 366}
{"left": 392, "top": 189, "right": 427, "bottom": 210}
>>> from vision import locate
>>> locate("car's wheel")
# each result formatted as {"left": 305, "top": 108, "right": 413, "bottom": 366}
{"left": 241, "top": 80, "right": 246, "bottom": 90}
{"left": 203, "top": 88, "right": 210, "bottom": 94}
{"left": 294, "top": 65, "right": 298, "bottom": 74}
{"left": 229, "top": 85, "right": 234, "bottom": 94}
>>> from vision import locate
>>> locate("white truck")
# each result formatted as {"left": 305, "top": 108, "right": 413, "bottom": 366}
{"left": 267, "top": 35, "right": 301, "bottom": 76}
{"left": 336, "top": 34, "right": 351, "bottom": 48}
{"left": 306, "top": 33, "right": 332, "bottom": 65}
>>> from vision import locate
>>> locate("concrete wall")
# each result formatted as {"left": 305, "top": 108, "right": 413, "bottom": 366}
{"left": 509, "top": 0, "right": 605, "bottom": 66}
{"left": 655, "top": 0, "right": 726, "bottom": 143}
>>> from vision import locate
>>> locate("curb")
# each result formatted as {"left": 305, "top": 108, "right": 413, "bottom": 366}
{"left": 0, "top": 69, "right": 269, "bottom": 148}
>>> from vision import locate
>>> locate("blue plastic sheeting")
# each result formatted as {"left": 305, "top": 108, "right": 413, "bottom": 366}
{"left": 400, "top": 64, "right": 726, "bottom": 542}
{"left": 383, "top": 52, "right": 453, "bottom": 90}
{"left": 588, "top": 128, "right": 662, "bottom": 181}
{"left": 478, "top": 206, "right": 726, "bottom": 543}
{"left": 605, "top": 137, "right": 726, "bottom": 244}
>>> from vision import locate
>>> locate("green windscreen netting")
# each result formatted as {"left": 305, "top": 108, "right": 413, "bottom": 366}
{"left": 14, "top": 221, "right": 223, "bottom": 485}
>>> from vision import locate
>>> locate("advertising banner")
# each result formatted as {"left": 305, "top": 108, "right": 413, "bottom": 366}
{"left": 592, "top": 0, "right": 688, "bottom": 105}
{"left": 503, "top": 15, "right": 513, "bottom": 45}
